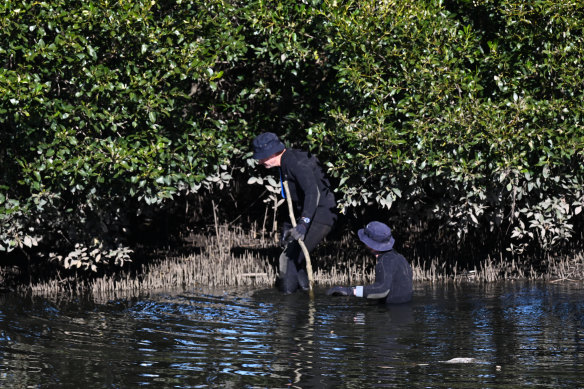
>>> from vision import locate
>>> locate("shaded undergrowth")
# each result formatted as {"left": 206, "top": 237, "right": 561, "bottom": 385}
{"left": 11, "top": 224, "right": 584, "bottom": 299}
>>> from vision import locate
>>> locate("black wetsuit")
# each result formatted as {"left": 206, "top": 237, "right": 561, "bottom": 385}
{"left": 277, "top": 148, "right": 337, "bottom": 293}
{"left": 355, "top": 250, "right": 413, "bottom": 304}
{"left": 279, "top": 149, "right": 336, "bottom": 226}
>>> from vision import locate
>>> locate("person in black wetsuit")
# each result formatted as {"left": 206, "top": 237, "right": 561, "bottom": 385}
{"left": 252, "top": 132, "right": 337, "bottom": 294}
{"left": 326, "top": 221, "right": 413, "bottom": 304}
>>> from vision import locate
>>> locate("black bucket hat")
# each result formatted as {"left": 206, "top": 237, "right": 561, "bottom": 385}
{"left": 252, "top": 132, "right": 285, "bottom": 160}
{"left": 358, "top": 221, "right": 395, "bottom": 252}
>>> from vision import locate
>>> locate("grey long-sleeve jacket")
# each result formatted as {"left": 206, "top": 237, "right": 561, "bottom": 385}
{"left": 355, "top": 250, "right": 413, "bottom": 304}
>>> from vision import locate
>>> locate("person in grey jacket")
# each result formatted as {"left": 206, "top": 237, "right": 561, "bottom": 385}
{"left": 326, "top": 221, "right": 413, "bottom": 304}
{"left": 252, "top": 132, "right": 337, "bottom": 294}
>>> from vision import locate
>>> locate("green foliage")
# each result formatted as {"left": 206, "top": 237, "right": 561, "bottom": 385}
{"left": 1, "top": 0, "right": 583, "bottom": 274}
{"left": 0, "top": 0, "right": 244, "bottom": 267}
{"left": 304, "top": 0, "right": 584, "bottom": 253}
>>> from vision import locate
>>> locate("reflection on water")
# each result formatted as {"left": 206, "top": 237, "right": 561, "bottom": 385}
{"left": 1, "top": 281, "right": 583, "bottom": 388}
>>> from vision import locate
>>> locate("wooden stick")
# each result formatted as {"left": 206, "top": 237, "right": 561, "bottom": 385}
{"left": 282, "top": 180, "right": 315, "bottom": 297}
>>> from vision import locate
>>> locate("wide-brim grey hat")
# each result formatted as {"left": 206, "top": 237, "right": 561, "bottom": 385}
{"left": 358, "top": 221, "right": 395, "bottom": 251}
{"left": 252, "top": 132, "right": 285, "bottom": 160}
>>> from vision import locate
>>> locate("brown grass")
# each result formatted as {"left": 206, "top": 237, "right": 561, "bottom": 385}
{"left": 24, "top": 224, "right": 584, "bottom": 298}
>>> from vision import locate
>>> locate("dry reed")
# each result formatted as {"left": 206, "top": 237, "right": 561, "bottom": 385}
{"left": 24, "top": 224, "right": 584, "bottom": 298}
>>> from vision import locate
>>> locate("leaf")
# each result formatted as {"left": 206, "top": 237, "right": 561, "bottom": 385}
{"left": 267, "top": 176, "right": 278, "bottom": 187}
{"left": 148, "top": 111, "right": 157, "bottom": 123}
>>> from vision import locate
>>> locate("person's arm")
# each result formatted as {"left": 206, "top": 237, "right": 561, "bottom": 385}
{"left": 282, "top": 153, "right": 320, "bottom": 241}
{"left": 355, "top": 257, "right": 392, "bottom": 299}
{"left": 289, "top": 156, "right": 320, "bottom": 221}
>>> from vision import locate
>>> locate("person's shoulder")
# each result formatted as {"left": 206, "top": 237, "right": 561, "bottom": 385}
{"left": 382, "top": 250, "right": 408, "bottom": 263}
{"left": 284, "top": 148, "right": 302, "bottom": 158}
{"left": 282, "top": 148, "right": 304, "bottom": 166}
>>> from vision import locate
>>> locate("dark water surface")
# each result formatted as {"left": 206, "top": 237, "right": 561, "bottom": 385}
{"left": 1, "top": 281, "right": 583, "bottom": 388}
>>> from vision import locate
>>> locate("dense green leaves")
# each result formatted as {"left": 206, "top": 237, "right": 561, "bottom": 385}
{"left": 1, "top": 0, "right": 583, "bottom": 271}
{"left": 0, "top": 0, "right": 245, "bottom": 266}
{"left": 306, "top": 0, "right": 584, "bottom": 252}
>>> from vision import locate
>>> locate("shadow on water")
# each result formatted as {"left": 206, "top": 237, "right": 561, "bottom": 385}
{"left": 1, "top": 281, "right": 584, "bottom": 387}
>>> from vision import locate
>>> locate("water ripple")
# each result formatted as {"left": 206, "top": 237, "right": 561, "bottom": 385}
{"left": 1, "top": 282, "right": 583, "bottom": 387}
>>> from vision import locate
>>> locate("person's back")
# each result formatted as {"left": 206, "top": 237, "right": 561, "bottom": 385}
{"left": 279, "top": 148, "right": 336, "bottom": 225}
{"left": 377, "top": 251, "right": 412, "bottom": 304}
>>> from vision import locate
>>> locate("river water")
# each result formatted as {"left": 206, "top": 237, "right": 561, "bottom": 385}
{"left": 1, "top": 281, "right": 583, "bottom": 388}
